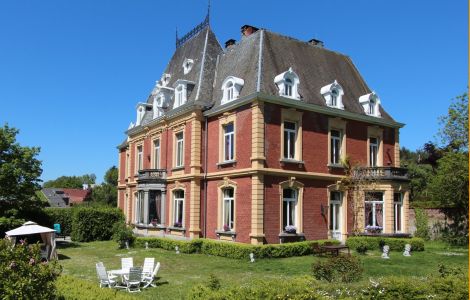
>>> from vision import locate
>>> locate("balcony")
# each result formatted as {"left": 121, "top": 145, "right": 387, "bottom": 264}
{"left": 136, "top": 169, "right": 167, "bottom": 184}
{"left": 352, "top": 166, "right": 408, "bottom": 181}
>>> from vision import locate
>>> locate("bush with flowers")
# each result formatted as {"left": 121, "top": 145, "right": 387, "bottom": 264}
{"left": 0, "top": 238, "right": 62, "bottom": 299}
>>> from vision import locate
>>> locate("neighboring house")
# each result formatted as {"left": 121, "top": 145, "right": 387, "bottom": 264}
{"left": 117, "top": 15, "right": 409, "bottom": 245}
{"left": 41, "top": 188, "right": 91, "bottom": 208}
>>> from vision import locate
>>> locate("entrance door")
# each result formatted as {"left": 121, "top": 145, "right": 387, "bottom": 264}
{"left": 329, "top": 191, "right": 342, "bottom": 241}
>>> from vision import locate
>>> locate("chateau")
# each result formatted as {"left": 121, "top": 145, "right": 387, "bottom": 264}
{"left": 117, "top": 15, "right": 409, "bottom": 244}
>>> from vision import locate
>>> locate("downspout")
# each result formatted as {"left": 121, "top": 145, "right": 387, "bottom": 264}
{"left": 203, "top": 116, "right": 209, "bottom": 238}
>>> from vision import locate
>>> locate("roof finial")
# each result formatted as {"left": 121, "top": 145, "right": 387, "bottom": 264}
{"left": 175, "top": 27, "right": 178, "bottom": 48}
{"left": 207, "top": 0, "right": 211, "bottom": 23}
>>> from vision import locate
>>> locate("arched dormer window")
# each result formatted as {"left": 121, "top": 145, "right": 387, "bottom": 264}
{"left": 320, "top": 80, "right": 344, "bottom": 109}
{"left": 161, "top": 73, "right": 171, "bottom": 87}
{"left": 274, "top": 67, "right": 300, "bottom": 100}
{"left": 173, "top": 79, "right": 195, "bottom": 109}
{"left": 359, "top": 92, "right": 381, "bottom": 117}
{"left": 136, "top": 103, "right": 151, "bottom": 126}
{"left": 221, "top": 76, "right": 244, "bottom": 104}
{"left": 153, "top": 95, "right": 165, "bottom": 119}
{"left": 182, "top": 58, "right": 194, "bottom": 74}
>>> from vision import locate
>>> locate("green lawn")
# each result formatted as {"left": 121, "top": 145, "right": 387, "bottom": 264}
{"left": 57, "top": 240, "right": 468, "bottom": 299}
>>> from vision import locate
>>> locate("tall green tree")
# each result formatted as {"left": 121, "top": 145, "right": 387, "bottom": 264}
{"left": 438, "top": 92, "right": 468, "bottom": 151}
{"left": 90, "top": 166, "right": 118, "bottom": 206}
{"left": 0, "top": 124, "right": 43, "bottom": 216}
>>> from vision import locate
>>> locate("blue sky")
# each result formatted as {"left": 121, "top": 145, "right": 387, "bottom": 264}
{"left": 0, "top": 1, "right": 467, "bottom": 183}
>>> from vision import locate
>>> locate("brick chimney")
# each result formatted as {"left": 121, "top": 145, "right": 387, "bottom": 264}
{"left": 308, "top": 38, "right": 324, "bottom": 47}
{"left": 225, "top": 39, "right": 236, "bottom": 48}
{"left": 241, "top": 25, "right": 259, "bottom": 37}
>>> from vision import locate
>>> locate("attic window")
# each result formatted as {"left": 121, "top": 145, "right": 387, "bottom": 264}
{"left": 153, "top": 94, "right": 165, "bottom": 119}
{"left": 173, "top": 79, "right": 195, "bottom": 109}
{"left": 136, "top": 103, "right": 150, "bottom": 126}
{"left": 183, "top": 58, "right": 194, "bottom": 74}
{"left": 359, "top": 92, "right": 381, "bottom": 117}
{"left": 274, "top": 68, "right": 300, "bottom": 100}
{"left": 320, "top": 80, "right": 344, "bottom": 109}
{"left": 221, "top": 76, "right": 244, "bottom": 104}
{"left": 161, "top": 73, "right": 171, "bottom": 86}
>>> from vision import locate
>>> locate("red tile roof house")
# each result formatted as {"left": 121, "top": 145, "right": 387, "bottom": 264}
{"left": 41, "top": 188, "right": 91, "bottom": 208}
{"left": 116, "top": 17, "right": 410, "bottom": 245}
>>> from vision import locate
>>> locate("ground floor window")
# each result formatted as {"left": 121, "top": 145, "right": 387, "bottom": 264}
{"left": 173, "top": 190, "right": 184, "bottom": 227}
{"left": 282, "top": 188, "right": 297, "bottom": 230}
{"left": 135, "top": 191, "right": 144, "bottom": 224}
{"left": 329, "top": 191, "right": 342, "bottom": 240}
{"left": 148, "top": 191, "right": 162, "bottom": 224}
{"left": 365, "top": 192, "right": 384, "bottom": 232}
{"left": 222, "top": 188, "right": 234, "bottom": 230}
{"left": 394, "top": 193, "right": 403, "bottom": 233}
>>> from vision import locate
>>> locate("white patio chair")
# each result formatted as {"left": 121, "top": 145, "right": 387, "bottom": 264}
{"left": 96, "top": 263, "right": 117, "bottom": 288}
{"left": 142, "top": 257, "right": 155, "bottom": 276}
{"left": 124, "top": 267, "right": 142, "bottom": 293}
{"left": 142, "top": 262, "right": 160, "bottom": 288}
{"left": 121, "top": 257, "right": 133, "bottom": 272}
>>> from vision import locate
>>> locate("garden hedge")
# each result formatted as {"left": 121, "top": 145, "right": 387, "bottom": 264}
{"left": 44, "top": 208, "right": 74, "bottom": 236}
{"left": 70, "top": 207, "right": 124, "bottom": 242}
{"left": 346, "top": 236, "right": 425, "bottom": 251}
{"left": 135, "top": 237, "right": 339, "bottom": 259}
{"left": 56, "top": 275, "right": 134, "bottom": 300}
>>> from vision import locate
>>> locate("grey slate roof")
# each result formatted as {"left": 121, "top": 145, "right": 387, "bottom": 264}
{"left": 131, "top": 25, "right": 396, "bottom": 134}
{"left": 41, "top": 188, "right": 69, "bottom": 208}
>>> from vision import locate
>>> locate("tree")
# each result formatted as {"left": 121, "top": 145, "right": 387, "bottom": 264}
{"left": 438, "top": 92, "right": 468, "bottom": 151}
{"left": 90, "top": 166, "right": 118, "bottom": 206}
{"left": 43, "top": 174, "right": 96, "bottom": 189}
{"left": 0, "top": 124, "right": 43, "bottom": 217}
{"left": 428, "top": 152, "right": 468, "bottom": 241}
{"left": 400, "top": 147, "right": 434, "bottom": 202}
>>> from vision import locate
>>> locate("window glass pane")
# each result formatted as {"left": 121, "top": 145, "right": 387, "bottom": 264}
{"left": 289, "top": 202, "right": 295, "bottom": 226}
{"left": 283, "top": 130, "right": 288, "bottom": 158}
{"left": 283, "top": 188, "right": 294, "bottom": 198}
{"left": 334, "top": 204, "right": 340, "bottom": 230}
{"left": 375, "top": 203, "right": 383, "bottom": 227}
{"left": 289, "top": 132, "right": 295, "bottom": 158}
{"left": 365, "top": 202, "right": 373, "bottom": 226}
{"left": 282, "top": 201, "right": 288, "bottom": 228}
{"left": 284, "top": 122, "right": 296, "bottom": 130}
{"left": 329, "top": 204, "right": 334, "bottom": 230}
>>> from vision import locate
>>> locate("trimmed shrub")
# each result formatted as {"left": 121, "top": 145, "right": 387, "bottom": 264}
{"left": 70, "top": 207, "right": 124, "bottom": 242}
{"left": 56, "top": 275, "right": 134, "bottom": 300}
{"left": 44, "top": 208, "right": 73, "bottom": 236}
{"left": 112, "top": 222, "right": 135, "bottom": 249}
{"left": 312, "top": 255, "right": 363, "bottom": 283}
{"left": 346, "top": 236, "right": 425, "bottom": 251}
{"left": 186, "top": 274, "right": 468, "bottom": 300}
{"left": 0, "top": 238, "right": 62, "bottom": 299}
{"left": 135, "top": 237, "right": 339, "bottom": 259}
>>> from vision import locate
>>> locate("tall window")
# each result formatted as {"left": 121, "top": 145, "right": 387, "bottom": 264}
{"left": 284, "top": 78, "right": 293, "bottom": 97}
{"left": 365, "top": 192, "right": 383, "bottom": 231}
{"left": 222, "top": 188, "right": 234, "bottom": 230}
{"left": 148, "top": 190, "right": 161, "bottom": 224}
{"left": 226, "top": 82, "right": 234, "bottom": 101}
{"left": 394, "top": 193, "right": 403, "bottom": 233}
{"left": 283, "top": 121, "right": 297, "bottom": 159}
{"left": 154, "top": 139, "right": 160, "bottom": 169}
{"left": 135, "top": 191, "right": 144, "bottom": 224}
{"left": 369, "top": 137, "right": 379, "bottom": 167}
{"left": 282, "top": 188, "right": 297, "bottom": 229}
{"left": 223, "top": 123, "right": 234, "bottom": 161}
{"left": 330, "top": 130, "right": 341, "bottom": 165}
{"left": 136, "top": 146, "right": 143, "bottom": 172}
{"left": 369, "top": 99, "right": 375, "bottom": 115}
{"left": 173, "top": 190, "right": 184, "bottom": 227}
{"left": 175, "top": 132, "right": 184, "bottom": 167}
{"left": 329, "top": 191, "right": 342, "bottom": 240}
{"left": 331, "top": 89, "right": 338, "bottom": 107}
{"left": 175, "top": 85, "right": 184, "bottom": 107}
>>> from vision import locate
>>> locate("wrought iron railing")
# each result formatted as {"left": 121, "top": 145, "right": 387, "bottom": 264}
{"left": 352, "top": 167, "right": 408, "bottom": 181}
{"left": 176, "top": 14, "right": 209, "bottom": 48}
{"left": 137, "top": 169, "right": 167, "bottom": 181}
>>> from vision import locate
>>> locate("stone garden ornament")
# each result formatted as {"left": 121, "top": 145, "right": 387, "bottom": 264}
{"left": 403, "top": 244, "right": 411, "bottom": 256}
{"left": 249, "top": 253, "right": 255, "bottom": 263}
{"left": 175, "top": 246, "right": 180, "bottom": 254}
{"left": 381, "top": 245, "right": 390, "bottom": 259}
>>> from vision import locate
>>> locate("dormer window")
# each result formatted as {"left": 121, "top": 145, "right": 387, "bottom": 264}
{"left": 161, "top": 73, "right": 171, "bottom": 87}
{"left": 274, "top": 67, "right": 300, "bottom": 100}
{"left": 221, "top": 76, "right": 244, "bottom": 104}
{"left": 359, "top": 92, "right": 381, "bottom": 117}
{"left": 173, "top": 79, "right": 195, "bottom": 109}
{"left": 321, "top": 80, "right": 344, "bottom": 109}
{"left": 182, "top": 58, "right": 194, "bottom": 74}
{"left": 135, "top": 103, "right": 151, "bottom": 126}
{"left": 153, "top": 95, "right": 165, "bottom": 119}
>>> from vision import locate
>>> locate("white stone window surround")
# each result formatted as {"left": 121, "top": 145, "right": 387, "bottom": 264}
{"left": 274, "top": 67, "right": 300, "bottom": 100}
{"left": 359, "top": 92, "right": 381, "bottom": 117}
{"left": 173, "top": 79, "right": 195, "bottom": 109}
{"left": 321, "top": 80, "right": 345, "bottom": 109}
{"left": 182, "top": 58, "right": 194, "bottom": 74}
{"left": 221, "top": 76, "right": 245, "bottom": 104}
{"left": 160, "top": 73, "right": 171, "bottom": 87}
{"left": 135, "top": 102, "right": 152, "bottom": 126}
